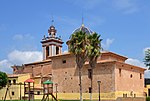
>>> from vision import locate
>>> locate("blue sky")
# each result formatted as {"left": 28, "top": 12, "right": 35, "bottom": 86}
{"left": 0, "top": 0, "right": 150, "bottom": 76}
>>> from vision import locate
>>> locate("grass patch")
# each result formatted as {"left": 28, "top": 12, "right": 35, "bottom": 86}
{"left": 0, "top": 99, "right": 96, "bottom": 101}
{"left": 147, "top": 96, "right": 150, "bottom": 101}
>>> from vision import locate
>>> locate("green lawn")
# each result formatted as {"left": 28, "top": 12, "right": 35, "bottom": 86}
{"left": 0, "top": 100, "right": 96, "bottom": 101}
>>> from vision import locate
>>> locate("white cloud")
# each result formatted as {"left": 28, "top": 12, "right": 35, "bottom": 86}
{"left": 25, "top": 34, "right": 34, "bottom": 39}
{"left": 113, "top": 0, "right": 138, "bottom": 14}
{"left": 125, "top": 58, "right": 150, "bottom": 78}
{"left": 8, "top": 50, "right": 42, "bottom": 65}
{"left": 0, "top": 50, "right": 42, "bottom": 74}
{"left": 86, "top": 15, "right": 105, "bottom": 27}
{"left": 80, "top": 0, "right": 104, "bottom": 10}
{"left": 144, "top": 70, "right": 150, "bottom": 78}
{"left": 114, "top": 0, "right": 134, "bottom": 9}
{"left": 66, "top": 0, "right": 104, "bottom": 10}
{"left": 125, "top": 58, "right": 145, "bottom": 68}
{"left": 13, "top": 34, "right": 34, "bottom": 41}
{"left": 102, "top": 38, "right": 114, "bottom": 50}
{"left": 65, "top": 0, "right": 138, "bottom": 14}
{"left": 0, "top": 24, "right": 7, "bottom": 31}
{"left": 124, "top": 7, "right": 138, "bottom": 14}
{"left": 0, "top": 59, "right": 13, "bottom": 73}
{"left": 63, "top": 50, "right": 68, "bottom": 54}
{"left": 56, "top": 16, "right": 79, "bottom": 27}
{"left": 143, "top": 47, "right": 150, "bottom": 54}
{"left": 13, "top": 34, "right": 23, "bottom": 40}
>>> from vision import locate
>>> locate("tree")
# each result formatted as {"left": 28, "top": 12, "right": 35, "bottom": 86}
{"left": 87, "top": 33, "right": 102, "bottom": 101}
{"left": 144, "top": 49, "right": 150, "bottom": 69}
{"left": 68, "top": 31, "right": 88, "bottom": 101}
{"left": 0, "top": 71, "right": 8, "bottom": 89}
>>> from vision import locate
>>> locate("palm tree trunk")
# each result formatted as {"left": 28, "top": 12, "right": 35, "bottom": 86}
{"left": 79, "top": 67, "right": 83, "bottom": 101}
{"left": 90, "top": 69, "right": 93, "bottom": 101}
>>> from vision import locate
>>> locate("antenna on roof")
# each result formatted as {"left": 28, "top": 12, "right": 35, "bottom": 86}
{"left": 82, "top": 11, "right": 84, "bottom": 27}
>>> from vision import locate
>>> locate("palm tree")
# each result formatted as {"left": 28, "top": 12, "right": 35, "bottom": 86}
{"left": 87, "top": 33, "right": 102, "bottom": 101}
{"left": 68, "top": 31, "right": 88, "bottom": 101}
{"left": 144, "top": 49, "right": 150, "bottom": 69}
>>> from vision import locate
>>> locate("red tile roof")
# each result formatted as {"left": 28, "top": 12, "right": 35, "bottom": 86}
{"left": 24, "top": 78, "right": 34, "bottom": 83}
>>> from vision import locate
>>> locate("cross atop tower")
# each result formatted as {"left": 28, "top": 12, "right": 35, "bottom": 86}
{"left": 51, "top": 16, "right": 54, "bottom": 25}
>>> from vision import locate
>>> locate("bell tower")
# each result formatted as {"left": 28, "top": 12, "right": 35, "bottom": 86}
{"left": 41, "top": 23, "right": 63, "bottom": 60}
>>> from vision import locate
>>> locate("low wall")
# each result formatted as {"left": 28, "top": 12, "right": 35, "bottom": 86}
{"left": 55, "top": 93, "right": 115, "bottom": 100}
{"left": 0, "top": 91, "right": 145, "bottom": 101}
{"left": 116, "top": 97, "right": 145, "bottom": 101}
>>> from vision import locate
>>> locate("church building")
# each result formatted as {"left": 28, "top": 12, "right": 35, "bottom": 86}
{"left": 11, "top": 23, "right": 146, "bottom": 101}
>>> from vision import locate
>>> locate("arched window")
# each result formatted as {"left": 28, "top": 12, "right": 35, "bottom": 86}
{"left": 119, "top": 68, "right": 121, "bottom": 77}
{"left": 46, "top": 46, "right": 49, "bottom": 58}
{"left": 13, "top": 79, "right": 16, "bottom": 84}
{"left": 130, "top": 74, "right": 133, "bottom": 78}
{"left": 8, "top": 80, "right": 11, "bottom": 84}
{"left": 56, "top": 47, "right": 59, "bottom": 55}
{"left": 12, "top": 91, "right": 15, "bottom": 96}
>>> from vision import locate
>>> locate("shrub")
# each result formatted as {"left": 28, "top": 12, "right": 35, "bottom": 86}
{"left": 146, "top": 97, "right": 150, "bottom": 101}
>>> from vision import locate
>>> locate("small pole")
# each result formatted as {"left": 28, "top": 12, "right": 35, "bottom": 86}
{"left": 19, "top": 82, "right": 22, "bottom": 100}
{"left": 97, "top": 81, "right": 101, "bottom": 101}
{"left": 48, "top": 84, "right": 49, "bottom": 101}
{"left": 24, "top": 83, "right": 25, "bottom": 101}
{"left": 28, "top": 82, "right": 30, "bottom": 101}
{"left": 55, "top": 83, "right": 58, "bottom": 99}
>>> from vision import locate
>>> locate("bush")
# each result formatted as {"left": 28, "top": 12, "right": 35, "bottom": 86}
{"left": 0, "top": 71, "right": 8, "bottom": 89}
{"left": 146, "top": 97, "right": 150, "bottom": 101}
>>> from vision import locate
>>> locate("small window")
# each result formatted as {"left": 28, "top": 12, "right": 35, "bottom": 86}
{"left": 65, "top": 78, "right": 67, "bottom": 80}
{"left": 62, "top": 60, "right": 66, "bottom": 64}
{"left": 89, "top": 87, "right": 92, "bottom": 93}
{"left": 134, "top": 94, "right": 136, "bottom": 97}
{"left": 88, "top": 69, "right": 92, "bottom": 79}
{"left": 56, "top": 47, "right": 59, "bottom": 55}
{"left": 46, "top": 46, "right": 49, "bottom": 57}
{"left": 12, "top": 91, "right": 15, "bottom": 96}
{"left": 37, "top": 91, "right": 40, "bottom": 95}
{"left": 8, "top": 80, "right": 11, "bottom": 84}
{"left": 130, "top": 74, "right": 133, "bottom": 78}
{"left": 140, "top": 73, "right": 142, "bottom": 79}
{"left": 71, "top": 77, "right": 73, "bottom": 80}
{"left": 119, "top": 68, "right": 121, "bottom": 77}
{"left": 123, "top": 93, "right": 127, "bottom": 97}
{"left": 13, "top": 79, "right": 16, "bottom": 84}
{"left": 123, "top": 94, "right": 125, "bottom": 97}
